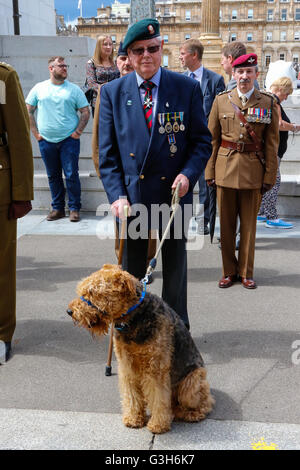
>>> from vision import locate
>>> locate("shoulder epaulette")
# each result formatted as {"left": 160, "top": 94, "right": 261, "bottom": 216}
{"left": 218, "top": 90, "right": 230, "bottom": 96}
{"left": 0, "top": 61, "right": 13, "bottom": 70}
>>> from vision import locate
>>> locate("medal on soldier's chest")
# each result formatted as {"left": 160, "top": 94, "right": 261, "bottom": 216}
{"left": 165, "top": 113, "right": 173, "bottom": 133}
{"left": 158, "top": 113, "right": 166, "bottom": 134}
{"left": 168, "top": 133, "right": 177, "bottom": 154}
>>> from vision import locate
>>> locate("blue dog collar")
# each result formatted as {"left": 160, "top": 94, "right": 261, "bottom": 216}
{"left": 115, "top": 281, "right": 147, "bottom": 331}
{"left": 80, "top": 281, "right": 147, "bottom": 331}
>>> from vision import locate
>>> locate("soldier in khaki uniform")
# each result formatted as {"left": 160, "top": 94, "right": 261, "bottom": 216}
{"left": 205, "top": 54, "right": 279, "bottom": 289}
{"left": 0, "top": 63, "right": 33, "bottom": 363}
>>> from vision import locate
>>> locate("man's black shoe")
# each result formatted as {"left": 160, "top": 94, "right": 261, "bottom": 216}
{"left": 0, "top": 341, "right": 11, "bottom": 364}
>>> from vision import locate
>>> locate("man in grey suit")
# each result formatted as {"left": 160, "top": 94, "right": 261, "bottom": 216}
{"left": 179, "top": 39, "right": 225, "bottom": 234}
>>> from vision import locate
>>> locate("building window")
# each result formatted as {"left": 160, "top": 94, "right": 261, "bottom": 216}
{"left": 281, "top": 9, "right": 287, "bottom": 20}
{"left": 185, "top": 34, "right": 191, "bottom": 40}
{"left": 163, "top": 55, "right": 169, "bottom": 67}
{"left": 247, "top": 33, "right": 253, "bottom": 41}
{"left": 219, "top": 10, "right": 222, "bottom": 20}
{"left": 295, "top": 31, "right": 300, "bottom": 40}
{"left": 281, "top": 31, "right": 287, "bottom": 40}
{"left": 231, "top": 33, "right": 237, "bottom": 42}
{"left": 265, "top": 55, "right": 271, "bottom": 67}
{"left": 232, "top": 10, "right": 237, "bottom": 20}
{"left": 266, "top": 31, "right": 273, "bottom": 41}
{"left": 293, "top": 55, "right": 299, "bottom": 64}
{"left": 279, "top": 53, "right": 285, "bottom": 60}
{"left": 296, "top": 8, "right": 300, "bottom": 20}
{"left": 111, "top": 35, "right": 116, "bottom": 43}
{"left": 248, "top": 9, "right": 254, "bottom": 19}
{"left": 267, "top": 9, "right": 274, "bottom": 20}
{"left": 163, "top": 35, "right": 169, "bottom": 43}
{"left": 164, "top": 7, "right": 170, "bottom": 16}
{"left": 185, "top": 10, "right": 191, "bottom": 21}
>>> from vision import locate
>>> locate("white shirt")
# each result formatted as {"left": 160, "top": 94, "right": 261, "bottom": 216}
{"left": 237, "top": 86, "right": 255, "bottom": 101}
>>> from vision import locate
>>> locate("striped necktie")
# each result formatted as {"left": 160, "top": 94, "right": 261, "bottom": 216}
{"left": 142, "top": 80, "right": 155, "bottom": 132}
{"left": 190, "top": 72, "right": 196, "bottom": 79}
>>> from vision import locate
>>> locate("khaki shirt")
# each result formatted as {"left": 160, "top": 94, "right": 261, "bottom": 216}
{"left": 205, "top": 87, "right": 279, "bottom": 189}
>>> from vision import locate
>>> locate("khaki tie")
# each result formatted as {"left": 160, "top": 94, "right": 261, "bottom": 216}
{"left": 240, "top": 95, "right": 248, "bottom": 106}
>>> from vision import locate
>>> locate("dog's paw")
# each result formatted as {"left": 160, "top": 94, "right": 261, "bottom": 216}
{"left": 123, "top": 414, "right": 146, "bottom": 429}
{"left": 147, "top": 418, "right": 171, "bottom": 434}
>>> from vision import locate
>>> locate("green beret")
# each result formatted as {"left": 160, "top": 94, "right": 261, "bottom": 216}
{"left": 123, "top": 18, "right": 160, "bottom": 50}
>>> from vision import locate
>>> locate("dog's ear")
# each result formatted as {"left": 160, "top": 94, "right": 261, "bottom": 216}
{"left": 122, "top": 275, "right": 137, "bottom": 297}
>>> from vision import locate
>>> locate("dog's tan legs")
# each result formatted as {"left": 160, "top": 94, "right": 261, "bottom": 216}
{"left": 143, "top": 376, "right": 173, "bottom": 434}
{"left": 174, "top": 368, "right": 214, "bottom": 422}
{"left": 119, "top": 367, "right": 147, "bottom": 428}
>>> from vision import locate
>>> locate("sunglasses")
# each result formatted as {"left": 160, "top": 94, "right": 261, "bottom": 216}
{"left": 54, "top": 64, "right": 69, "bottom": 69}
{"left": 130, "top": 45, "right": 160, "bottom": 56}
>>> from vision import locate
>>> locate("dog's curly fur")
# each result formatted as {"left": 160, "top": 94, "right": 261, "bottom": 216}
{"left": 68, "top": 264, "right": 214, "bottom": 434}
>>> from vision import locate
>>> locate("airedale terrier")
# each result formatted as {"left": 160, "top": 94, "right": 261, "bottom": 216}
{"left": 67, "top": 264, "right": 214, "bottom": 434}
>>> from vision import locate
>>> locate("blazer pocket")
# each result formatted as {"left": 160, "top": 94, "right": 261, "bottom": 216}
{"left": 217, "top": 146, "right": 231, "bottom": 157}
{"left": 219, "top": 112, "right": 234, "bottom": 134}
{"left": 0, "top": 147, "right": 12, "bottom": 205}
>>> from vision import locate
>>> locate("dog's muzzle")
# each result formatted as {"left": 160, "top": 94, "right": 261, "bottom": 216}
{"left": 67, "top": 308, "right": 73, "bottom": 317}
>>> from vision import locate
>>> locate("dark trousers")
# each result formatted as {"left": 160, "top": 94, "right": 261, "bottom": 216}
{"left": 39, "top": 136, "right": 81, "bottom": 211}
{"left": 120, "top": 222, "right": 189, "bottom": 329}
{"left": 196, "top": 169, "right": 209, "bottom": 227}
{"left": 0, "top": 208, "right": 17, "bottom": 342}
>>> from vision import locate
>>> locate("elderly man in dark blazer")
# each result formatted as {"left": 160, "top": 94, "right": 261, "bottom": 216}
{"left": 99, "top": 19, "right": 212, "bottom": 330}
{"left": 0, "top": 63, "right": 33, "bottom": 363}
{"left": 179, "top": 39, "right": 225, "bottom": 235}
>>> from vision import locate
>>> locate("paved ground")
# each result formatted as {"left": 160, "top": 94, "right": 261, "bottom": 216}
{"left": 1, "top": 212, "right": 300, "bottom": 450}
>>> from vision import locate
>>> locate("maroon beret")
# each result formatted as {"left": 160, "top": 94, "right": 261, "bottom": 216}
{"left": 232, "top": 53, "right": 257, "bottom": 68}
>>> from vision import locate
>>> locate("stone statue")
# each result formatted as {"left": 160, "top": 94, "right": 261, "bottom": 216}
{"left": 130, "top": 0, "right": 156, "bottom": 25}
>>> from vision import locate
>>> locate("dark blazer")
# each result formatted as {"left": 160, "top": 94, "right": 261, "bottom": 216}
{"left": 185, "top": 68, "right": 225, "bottom": 119}
{"left": 99, "top": 67, "right": 212, "bottom": 215}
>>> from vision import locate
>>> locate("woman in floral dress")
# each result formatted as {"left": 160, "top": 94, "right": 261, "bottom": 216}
{"left": 86, "top": 35, "right": 120, "bottom": 117}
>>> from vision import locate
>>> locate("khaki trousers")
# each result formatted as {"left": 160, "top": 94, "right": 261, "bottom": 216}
{"left": 0, "top": 207, "right": 17, "bottom": 342}
{"left": 217, "top": 187, "right": 262, "bottom": 279}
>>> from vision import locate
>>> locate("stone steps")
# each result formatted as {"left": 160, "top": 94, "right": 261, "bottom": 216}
{"left": 32, "top": 129, "right": 300, "bottom": 216}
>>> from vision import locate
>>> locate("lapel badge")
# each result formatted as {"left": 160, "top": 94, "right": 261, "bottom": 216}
{"left": 127, "top": 100, "right": 132, "bottom": 106}
{"left": 166, "top": 102, "right": 170, "bottom": 108}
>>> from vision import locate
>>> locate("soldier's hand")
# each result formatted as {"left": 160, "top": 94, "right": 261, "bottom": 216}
{"left": 206, "top": 179, "right": 216, "bottom": 189}
{"left": 261, "top": 183, "right": 272, "bottom": 195}
{"left": 111, "top": 199, "right": 131, "bottom": 220}
{"left": 8, "top": 201, "right": 32, "bottom": 220}
{"left": 171, "top": 174, "right": 189, "bottom": 197}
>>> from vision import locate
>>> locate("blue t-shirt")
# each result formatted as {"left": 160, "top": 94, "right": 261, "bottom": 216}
{"left": 26, "top": 79, "right": 89, "bottom": 143}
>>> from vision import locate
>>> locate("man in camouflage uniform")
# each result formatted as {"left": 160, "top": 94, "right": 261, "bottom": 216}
{"left": 205, "top": 54, "right": 279, "bottom": 289}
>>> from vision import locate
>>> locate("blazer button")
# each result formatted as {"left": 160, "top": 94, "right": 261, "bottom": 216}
{"left": 239, "top": 134, "right": 244, "bottom": 139}
{"left": 130, "top": 153, "right": 135, "bottom": 157}
{"left": 161, "top": 176, "right": 166, "bottom": 180}
{"left": 139, "top": 174, "right": 144, "bottom": 180}
{"left": 0, "top": 164, "right": 3, "bottom": 169}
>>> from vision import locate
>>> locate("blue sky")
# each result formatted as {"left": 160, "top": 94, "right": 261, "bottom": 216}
{"left": 54, "top": 0, "right": 127, "bottom": 22}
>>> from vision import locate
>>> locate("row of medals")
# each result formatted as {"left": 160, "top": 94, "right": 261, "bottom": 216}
{"left": 158, "top": 112, "right": 185, "bottom": 155}
{"left": 158, "top": 112, "right": 185, "bottom": 154}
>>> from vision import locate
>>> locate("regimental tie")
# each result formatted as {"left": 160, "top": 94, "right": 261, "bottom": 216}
{"left": 142, "top": 80, "right": 155, "bottom": 132}
{"left": 240, "top": 95, "right": 248, "bottom": 106}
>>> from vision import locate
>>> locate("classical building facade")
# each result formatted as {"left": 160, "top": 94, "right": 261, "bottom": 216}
{"left": 77, "top": 0, "right": 300, "bottom": 86}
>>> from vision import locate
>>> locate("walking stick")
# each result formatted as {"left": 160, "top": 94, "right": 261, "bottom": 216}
{"left": 105, "top": 204, "right": 128, "bottom": 377}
